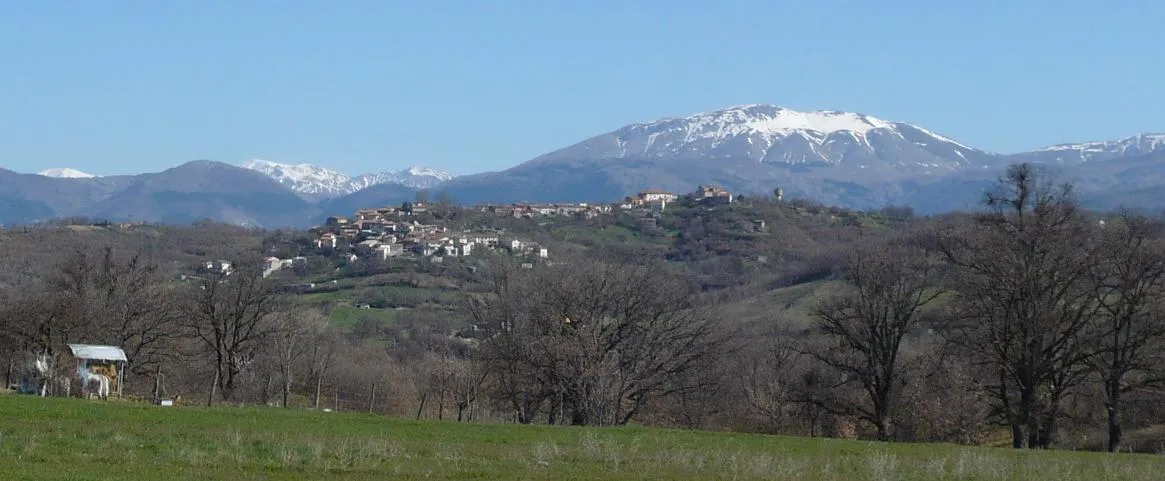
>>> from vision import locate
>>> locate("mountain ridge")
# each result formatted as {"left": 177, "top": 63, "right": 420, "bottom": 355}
{"left": 240, "top": 159, "right": 453, "bottom": 198}
{"left": 5, "top": 104, "right": 1165, "bottom": 226}
{"left": 436, "top": 104, "right": 1164, "bottom": 212}
{"left": 530, "top": 104, "right": 993, "bottom": 171}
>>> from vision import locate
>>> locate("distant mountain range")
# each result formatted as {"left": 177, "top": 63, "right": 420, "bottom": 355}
{"left": 435, "top": 105, "right": 1165, "bottom": 213}
{"left": 239, "top": 160, "right": 453, "bottom": 199}
{"left": 4, "top": 104, "right": 1164, "bottom": 227}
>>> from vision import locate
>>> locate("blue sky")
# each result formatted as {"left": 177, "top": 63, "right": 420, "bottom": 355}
{"left": 2, "top": 1, "right": 1162, "bottom": 176}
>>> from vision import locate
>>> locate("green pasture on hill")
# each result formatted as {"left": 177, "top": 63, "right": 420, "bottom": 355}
{"left": 1, "top": 395, "right": 1163, "bottom": 480}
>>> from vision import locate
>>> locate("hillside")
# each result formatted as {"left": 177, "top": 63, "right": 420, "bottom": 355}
{"left": 2, "top": 395, "right": 1162, "bottom": 481}
{"left": 0, "top": 161, "right": 319, "bottom": 227}
{"left": 5, "top": 170, "right": 1165, "bottom": 453}
{"left": 243, "top": 195, "right": 913, "bottom": 354}
{"left": 84, "top": 161, "right": 317, "bottom": 227}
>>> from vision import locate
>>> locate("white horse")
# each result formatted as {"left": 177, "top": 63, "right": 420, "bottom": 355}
{"left": 77, "top": 362, "right": 111, "bottom": 400}
{"left": 32, "top": 352, "right": 71, "bottom": 397}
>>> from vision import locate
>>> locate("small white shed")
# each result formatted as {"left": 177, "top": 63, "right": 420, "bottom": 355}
{"left": 68, "top": 344, "right": 128, "bottom": 397}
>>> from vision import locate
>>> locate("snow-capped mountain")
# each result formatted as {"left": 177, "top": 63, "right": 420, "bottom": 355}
{"left": 241, "top": 160, "right": 453, "bottom": 198}
{"left": 37, "top": 167, "right": 96, "bottom": 178}
{"left": 351, "top": 166, "right": 454, "bottom": 191}
{"left": 443, "top": 104, "right": 1006, "bottom": 211}
{"left": 241, "top": 160, "right": 353, "bottom": 196}
{"left": 6, "top": 104, "right": 1165, "bottom": 227}
{"left": 1010, "top": 133, "right": 1165, "bottom": 165}
{"left": 532, "top": 104, "right": 995, "bottom": 175}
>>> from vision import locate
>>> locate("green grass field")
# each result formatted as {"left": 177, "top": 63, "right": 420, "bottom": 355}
{"left": 2, "top": 395, "right": 1162, "bottom": 480}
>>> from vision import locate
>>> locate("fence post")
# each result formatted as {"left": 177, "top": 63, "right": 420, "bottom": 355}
{"left": 369, "top": 383, "right": 377, "bottom": 413}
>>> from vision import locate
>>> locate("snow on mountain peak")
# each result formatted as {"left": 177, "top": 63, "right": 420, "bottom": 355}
{"left": 239, "top": 160, "right": 454, "bottom": 197}
{"left": 243, "top": 159, "right": 348, "bottom": 180}
{"left": 544, "top": 103, "right": 987, "bottom": 173}
{"left": 405, "top": 166, "right": 454, "bottom": 181}
{"left": 1033, "top": 133, "right": 1165, "bottom": 163}
{"left": 38, "top": 167, "right": 96, "bottom": 178}
{"left": 614, "top": 104, "right": 976, "bottom": 152}
{"left": 667, "top": 104, "right": 895, "bottom": 138}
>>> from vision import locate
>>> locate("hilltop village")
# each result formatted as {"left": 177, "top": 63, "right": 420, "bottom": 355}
{"left": 292, "top": 185, "right": 738, "bottom": 268}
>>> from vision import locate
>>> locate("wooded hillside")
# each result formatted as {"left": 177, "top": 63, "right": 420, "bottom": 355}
{"left": 3, "top": 163, "right": 1164, "bottom": 453}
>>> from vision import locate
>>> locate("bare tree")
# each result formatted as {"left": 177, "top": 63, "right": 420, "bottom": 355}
{"left": 0, "top": 290, "right": 76, "bottom": 361}
{"left": 468, "top": 261, "right": 550, "bottom": 423}
{"left": 896, "top": 344, "right": 991, "bottom": 444}
{"left": 471, "top": 259, "right": 728, "bottom": 426}
{"left": 0, "top": 249, "right": 101, "bottom": 368}
{"left": 742, "top": 338, "right": 803, "bottom": 432}
{"left": 86, "top": 247, "right": 183, "bottom": 378}
{"left": 415, "top": 345, "right": 487, "bottom": 421}
{"left": 270, "top": 307, "right": 327, "bottom": 407}
{"left": 937, "top": 163, "right": 1099, "bottom": 448}
{"left": 448, "top": 353, "right": 488, "bottom": 422}
{"left": 807, "top": 242, "right": 941, "bottom": 440}
{"left": 0, "top": 289, "right": 80, "bottom": 396}
{"left": 306, "top": 320, "right": 342, "bottom": 409}
{"left": 1086, "top": 211, "right": 1165, "bottom": 452}
{"left": 661, "top": 348, "right": 732, "bottom": 429}
{"left": 181, "top": 259, "right": 283, "bottom": 403}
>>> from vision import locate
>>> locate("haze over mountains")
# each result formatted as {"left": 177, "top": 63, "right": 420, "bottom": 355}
{"left": 4, "top": 104, "right": 1164, "bottom": 227}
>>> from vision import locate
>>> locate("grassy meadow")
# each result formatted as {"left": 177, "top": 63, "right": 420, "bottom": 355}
{"left": 1, "top": 394, "right": 1163, "bottom": 480}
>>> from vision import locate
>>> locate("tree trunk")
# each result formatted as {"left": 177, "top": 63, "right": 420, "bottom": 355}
{"left": 416, "top": 392, "right": 428, "bottom": 420}
{"left": 518, "top": 392, "right": 531, "bottom": 424}
{"left": 1107, "top": 403, "right": 1122, "bottom": 453}
{"left": 261, "top": 374, "right": 273, "bottom": 405}
{"left": 313, "top": 374, "right": 323, "bottom": 409}
{"left": 547, "top": 395, "right": 559, "bottom": 425}
{"left": 153, "top": 367, "right": 162, "bottom": 399}
{"left": 282, "top": 376, "right": 292, "bottom": 408}
{"left": 369, "top": 384, "right": 376, "bottom": 414}
{"left": 1026, "top": 419, "right": 1040, "bottom": 449}
{"left": 1103, "top": 374, "right": 1123, "bottom": 452}
{"left": 207, "top": 369, "right": 220, "bottom": 407}
{"left": 876, "top": 416, "right": 892, "bottom": 442}
{"left": 999, "top": 369, "right": 1025, "bottom": 449}
{"left": 1020, "top": 381, "right": 1038, "bottom": 449}
{"left": 1010, "top": 423, "right": 1025, "bottom": 449}
{"left": 1036, "top": 400, "right": 1059, "bottom": 449}
{"left": 218, "top": 362, "right": 238, "bottom": 402}
{"left": 571, "top": 407, "right": 588, "bottom": 426}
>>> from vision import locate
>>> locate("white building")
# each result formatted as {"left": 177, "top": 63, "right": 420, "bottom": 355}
{"left": 205, "top": 260, "right": 232, "bottom": 274}
{"left": 315, "top": 233, "right": 337, "bottom": 249}
{"left": 374, "top": 243, "right": 402, "bottom": 260}
{"left": 638, "top": 190, "right": 678, "bottom": 203}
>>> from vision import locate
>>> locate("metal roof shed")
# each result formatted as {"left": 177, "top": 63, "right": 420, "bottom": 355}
{"left": 68, "top": 344, "right": 128, "bottom": 362}
{"left": 68, "top": 344, "right": 128, "bottom": 397}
